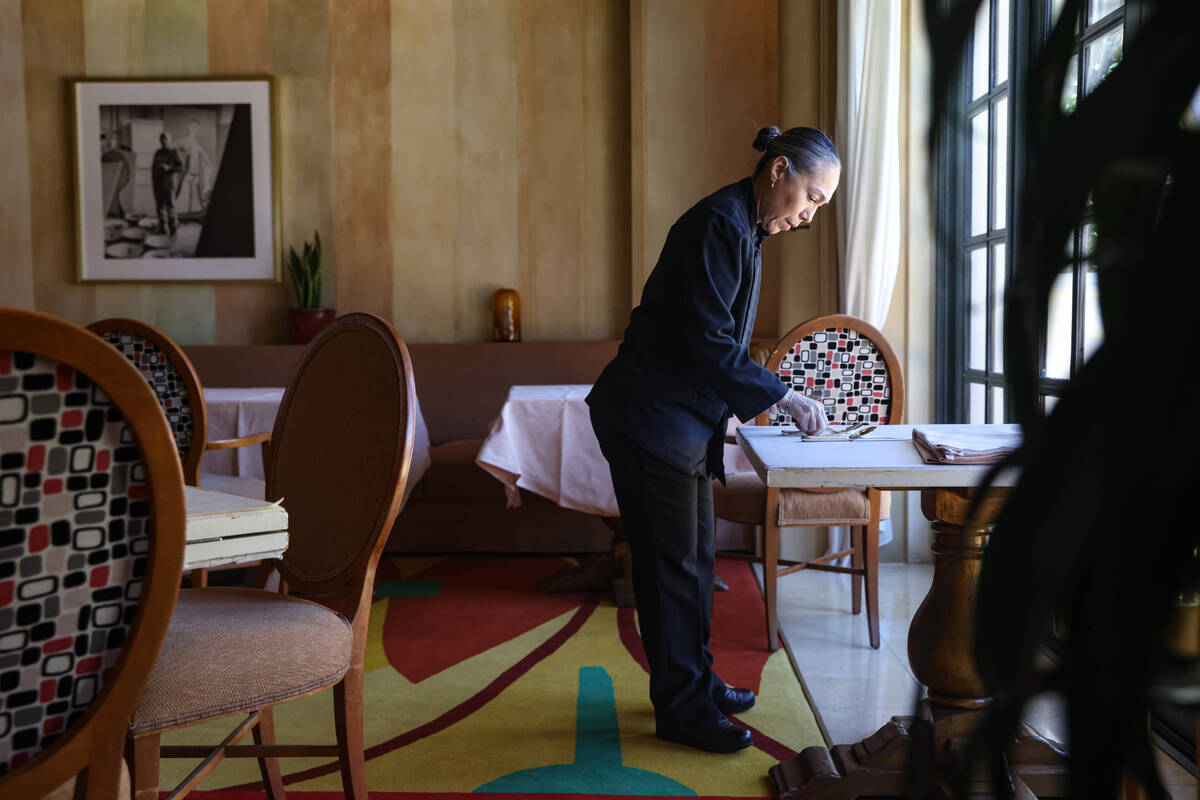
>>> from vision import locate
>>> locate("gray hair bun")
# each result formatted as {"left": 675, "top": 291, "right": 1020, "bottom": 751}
{"left": 753, "top": 126, "right": 782, "bottom": 152}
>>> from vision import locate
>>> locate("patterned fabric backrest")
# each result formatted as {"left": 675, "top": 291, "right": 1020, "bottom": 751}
{"left": 95, "top": 331, "right": 195, "bottom": 462}
{"left": 766, "top": 325, "right": 894, "bottom": 427}
{"left": 0, "top": 350, "right": 150, "bottom": 775}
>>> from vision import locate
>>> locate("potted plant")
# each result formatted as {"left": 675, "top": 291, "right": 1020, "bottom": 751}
{"left": 286, "top": 230, "right": 335, "bottom": 344}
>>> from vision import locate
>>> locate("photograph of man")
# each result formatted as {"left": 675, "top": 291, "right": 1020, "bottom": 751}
{"left": 151, "top": 131, "right": 183, "bottom": 236}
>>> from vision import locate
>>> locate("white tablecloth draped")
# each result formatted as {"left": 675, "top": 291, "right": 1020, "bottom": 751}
{"left": 475, "top": 385, "right": 619, "bottom": 517}
{"left": 201, "top": 387, "right": 432, "bottom": 505}
{"left": 475, "top": 385, "right": 767, "bottom": 519}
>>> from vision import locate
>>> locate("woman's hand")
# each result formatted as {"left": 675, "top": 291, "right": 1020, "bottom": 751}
{"left": 774, "top": 388, "right": 828, "bottom": 435}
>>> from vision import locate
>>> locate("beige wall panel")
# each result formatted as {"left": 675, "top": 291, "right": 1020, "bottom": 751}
{"left": 583, "top": 0, "right": 631, "bottom": 338}
{"left": 453, "top": 0, "right": 519, "bottom": 342}
{"left": 144, "top": 0, "right": 207, "bottom": 76}
{"left": 634, "top": 0, "right": 780, "bottom": 334}
{"left": 638, "top": 0, "right": 705, "bottom": 296}
{"left": 270, "top": 0, "right": 334, "bottom": 322}
{"left": 517, "top": 0, "right": 586, "bottom": 341}
{"left": 330, "top": 0, "right": 393, "bottom": 321}
{"left": 207, "top": 0, "right": 287, "bottom": 344}
{"left": 85, "top": 0, "right": 156, "bottom": 325}
{"left": 629, "top": 0, "right": 646, "bottom": 306}
{"left": 113, "top": 0, "right": 216, "bottom": 345}
{"left": 702, "top": 0, "right": 776, "bottom": 190}
{"left": 390, "top": 0, "right": 457, "bottom": 343}
{"left": 703, "top": 0, "right": 780, "bottom": 339}
{"left": 777, "top": 0, "right": 839, "bottom": 333}
{"left": 0, "top": 3, "right": 36, "bottom": 308}
{"left": 22, "top": 0, "right": 94, "bottom": 325}
{"left": 83, "top": 0, "right": 146, "bottom": 75}
{"left": 207, "top": 0, "right": 267, "bottom": 74}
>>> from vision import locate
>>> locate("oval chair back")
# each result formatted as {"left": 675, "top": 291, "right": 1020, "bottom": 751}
{"left": 0, "top": 309, "right": 185, "bottom": 799}
{"left": 86, "top": 318, "right": 207, "bottom": 485}
{"left": 759, "top": 314, "right": 905, "bottom": 429}
{"left": 267, "top": 313, "right": 417, "bottom": 597}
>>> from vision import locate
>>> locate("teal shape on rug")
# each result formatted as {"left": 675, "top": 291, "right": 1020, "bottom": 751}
{"left": 474, "top": 666, "right": 695, "bottom": 796}
{"left": 374, "top": 579, "right": 445, "bottom": 598}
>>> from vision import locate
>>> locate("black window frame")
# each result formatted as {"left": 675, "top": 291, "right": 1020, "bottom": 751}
{"left": 935, "top": 0, "right": 1148, "bottom": 423}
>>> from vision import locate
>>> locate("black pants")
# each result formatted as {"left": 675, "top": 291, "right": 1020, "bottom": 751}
{"left": 592, "top": 414, "right": 725, "bottom": 728}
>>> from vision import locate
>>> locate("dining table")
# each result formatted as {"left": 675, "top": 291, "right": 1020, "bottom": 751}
{"left": 183, "top": 485, "right": 289, "bottom": 571}
{"left": 736, "top": 423, "right": 1066, "bottom": 800}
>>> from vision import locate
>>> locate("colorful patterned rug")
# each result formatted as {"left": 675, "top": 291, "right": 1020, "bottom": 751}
{"left": 162, "top": 556, "right": 824, "bottom": 798}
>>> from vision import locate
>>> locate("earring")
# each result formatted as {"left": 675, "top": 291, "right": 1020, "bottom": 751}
{"left": 771, "top": 180, "right": 775, "bottom": 188}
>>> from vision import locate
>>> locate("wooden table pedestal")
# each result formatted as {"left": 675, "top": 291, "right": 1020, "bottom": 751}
{"left": 768, "top": 488, "right": 1068, "bottom": 800}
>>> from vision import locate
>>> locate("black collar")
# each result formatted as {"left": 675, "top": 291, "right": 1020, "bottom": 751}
{"left": 741, "top": 177, "right": 770, "bottom": 247}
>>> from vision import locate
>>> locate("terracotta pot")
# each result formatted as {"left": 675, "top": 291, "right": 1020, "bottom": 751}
{"left": 288, "top": 308, "right": 336, "bottom": 345}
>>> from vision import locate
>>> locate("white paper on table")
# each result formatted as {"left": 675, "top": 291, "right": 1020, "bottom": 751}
{"left": 912, "top": 424, "right": 1022, "bottom": 464}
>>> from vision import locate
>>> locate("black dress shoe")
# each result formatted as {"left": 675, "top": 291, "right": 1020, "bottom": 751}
{"left": 657, "top": 717, "right": 753, "bottom": 753}
{"left": 714, "top": 686, "right": 755, "bottom": 715}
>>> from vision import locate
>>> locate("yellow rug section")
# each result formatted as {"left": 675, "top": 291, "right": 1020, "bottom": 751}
{"left": 158, "top": 558, "right": 824, "bottom": 797}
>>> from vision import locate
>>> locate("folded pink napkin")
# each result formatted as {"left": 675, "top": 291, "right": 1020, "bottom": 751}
{"left": 912, "top": 427, "right": 1022, "bottom": 464}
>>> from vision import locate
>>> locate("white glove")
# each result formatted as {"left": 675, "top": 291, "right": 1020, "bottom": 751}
{"left": 773, "top": 388, "right": 828, "bottom": 435}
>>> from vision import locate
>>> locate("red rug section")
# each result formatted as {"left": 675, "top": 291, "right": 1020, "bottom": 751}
{"left": 709, "top": 560, "right": 773, "bottom": 693}
{"left": 380, "top": 557, "right": 585, "bottom": 682}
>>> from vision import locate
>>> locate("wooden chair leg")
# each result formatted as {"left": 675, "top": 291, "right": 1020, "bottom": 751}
{"left": 127, "top": 731, "right": 161, "bottom": 800}
{"left": 850, "top": 525, "right": 864, "bottom": 615}
{"left": 252, "top": 706, "right": 286, "bottom": 799}
{"left": 763, "top": 487, "right": 782, "bottom": 651}
{"left": 83, "top": 735, "right": 126, "bottom": 800}
{"left": 864, "top": 492, "right": 882, "bottom": 649}
{"left": 334, "top": 669, "right": 368, "bottom": 799}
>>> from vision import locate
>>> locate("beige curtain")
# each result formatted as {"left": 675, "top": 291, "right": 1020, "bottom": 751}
{"left": 828, "top": 0, "right": 902, "bottom": 561}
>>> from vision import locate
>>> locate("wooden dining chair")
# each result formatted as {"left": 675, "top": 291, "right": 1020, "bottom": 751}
{"left": 714, "top": 314, "right": 905, "bottom": 651}
{"left": 86, "top": 317, "right": 271, "bottom": 490}
{"left": 88, "top": 318, "right": 270, "bottom": 586}
{"left": 0, "top": 308, "right": 185, "bottom": 799}
{"left": 125, "top": 312, "right": 417, "bottom": 800}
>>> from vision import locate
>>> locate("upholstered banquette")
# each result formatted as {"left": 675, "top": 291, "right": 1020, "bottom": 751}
{"left": 184, "top": 341, "right": 625, "bottom": 553}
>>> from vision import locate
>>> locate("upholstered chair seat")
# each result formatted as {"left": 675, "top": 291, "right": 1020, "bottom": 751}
{"left": 130, "top": 589, "right": 352, "bottom": 735}
{"left": 715, "top": 479, "right": 892, "bottom": 526}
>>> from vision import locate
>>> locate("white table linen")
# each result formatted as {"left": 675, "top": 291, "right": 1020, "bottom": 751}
{"left": 737, "top": 423, "right": 1021, "bottom": 489}
{"left": 475, "top": 385, "right": 618, "bottom": 517}
{"left": 475, "top": 386, "right": 788, "bottom": 520}
{"left": 200, "top": 387, "right": 432, "bottom": 505}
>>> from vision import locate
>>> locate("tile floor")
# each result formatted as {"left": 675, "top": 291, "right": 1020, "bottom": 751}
{"left": 770, "top": 563, "right": 1197, "bottom": 799}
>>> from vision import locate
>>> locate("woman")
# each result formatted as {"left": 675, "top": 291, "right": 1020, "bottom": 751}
{"left": 586, "top": 126, "right": 840, "bottom": 753}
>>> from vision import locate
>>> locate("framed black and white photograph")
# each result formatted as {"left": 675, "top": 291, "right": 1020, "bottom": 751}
{"left": 72, "top": 78, "right": 279, "bottom": 282}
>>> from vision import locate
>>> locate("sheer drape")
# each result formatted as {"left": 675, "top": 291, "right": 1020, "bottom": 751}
{"left": 826, "top": 0, "right": 902, "bottom": 561}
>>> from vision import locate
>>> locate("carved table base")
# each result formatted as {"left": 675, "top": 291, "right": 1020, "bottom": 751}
{"left": 769, "top": 488, "right": 1069, "bottom": 799}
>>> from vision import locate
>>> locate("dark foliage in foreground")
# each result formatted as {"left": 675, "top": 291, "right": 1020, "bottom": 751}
{"left": 923, "top": 1, "right": 1200, "bottom": 797}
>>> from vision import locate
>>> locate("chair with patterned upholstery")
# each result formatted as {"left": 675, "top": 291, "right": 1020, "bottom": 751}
{"left": 0, "top": 308, "right": 185, "bottom": 799}
{"left": 714, "top": 314, "right": 904, "bottom": 651}
{"left": 86, "top": 317, "right": 271, "bottom": 495}
{"left": 126, "top": 313, "right": 417, "bottom": 800}
{"left": 88, "top": 318, "right": 270, "bottom": 586}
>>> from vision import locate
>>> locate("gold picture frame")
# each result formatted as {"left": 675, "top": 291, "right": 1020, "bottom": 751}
{"left": 71, "top": 76, "right": 280, "bottom": 283}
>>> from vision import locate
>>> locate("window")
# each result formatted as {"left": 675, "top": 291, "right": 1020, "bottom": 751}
{"left": 936, "top": 0, "right": 1143, "bottom": 422}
